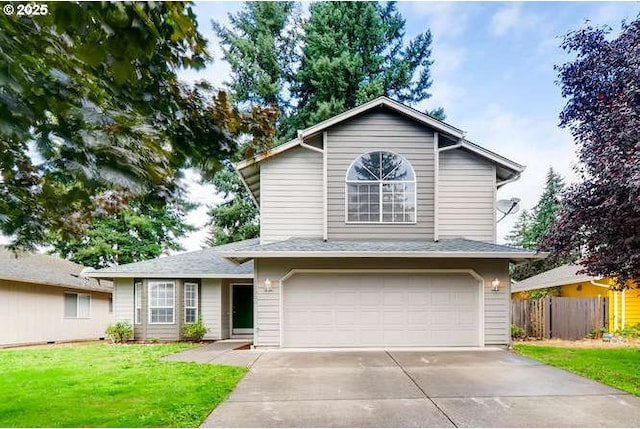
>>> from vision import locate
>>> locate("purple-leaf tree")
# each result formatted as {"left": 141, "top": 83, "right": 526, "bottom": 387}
{"left": 542, "top": 16, "right": 640, "bottom": 290}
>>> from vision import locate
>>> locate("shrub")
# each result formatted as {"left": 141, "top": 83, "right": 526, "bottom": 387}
{"left": 586, "top": 326, "right": 607, "bottom": 339}
{"left": 616, "top": 323, "right": 640, "bottom": 339}
{"left": 182, "top": 318, "right": 208, "bottom": 342}
{"left": 105, "top": 321, "right": 134, "bottom": 343}
{"left": 511, "top": 324, "right": 525, "bottom": 340}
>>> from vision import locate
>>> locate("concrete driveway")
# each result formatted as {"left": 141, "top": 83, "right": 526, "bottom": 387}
{"left": 202, "top": 349, "right": 640, "bottom": 427}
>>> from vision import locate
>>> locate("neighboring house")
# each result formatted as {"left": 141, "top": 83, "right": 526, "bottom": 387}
{"left": 0, "top": 247, "right": 113, "bottom": 347}
{"left": 512, "top": 264, "right": 640, "bottom": 332}
{"left": 89, "top": 97, "right": 542, "bottom": 348}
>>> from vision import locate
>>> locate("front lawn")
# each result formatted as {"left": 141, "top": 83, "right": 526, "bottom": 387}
{"left": 514, "top": 344, "right": 640, "bottom": 396}
{"left": 0, "top": 343, "right": 247, "bottom": 427}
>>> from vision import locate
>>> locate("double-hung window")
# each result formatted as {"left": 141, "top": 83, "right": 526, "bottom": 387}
{"left": 184, "top": 282, "right": 198, "bottom": 324}
{"left": 346, "top": 151, "right": 416, "bottom": 223}
{"left": 64, "top": 292, "right": 91, "bottom": 318}
{"left": 148, "top": 281, "right": 175, "bottom": 324}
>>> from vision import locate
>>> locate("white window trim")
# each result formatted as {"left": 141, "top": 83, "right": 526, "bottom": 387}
{"left": 64, "top": 292, "right": 92, "bottom": 319}
{"left": 344, "top": 151, "right": 417, "bottom": 224}
{"left": 148, "top": 281, "right": 175, "bottom": 325}
{"left": 134, "top": 282, "right": 142, "bottom": 325}
{"left": 184, "top": 282, "right": 199, "bottom": 324}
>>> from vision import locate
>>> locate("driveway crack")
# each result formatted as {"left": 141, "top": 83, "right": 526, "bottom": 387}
{"left": 385, "top": 351, "right": 458, "bottom": 428}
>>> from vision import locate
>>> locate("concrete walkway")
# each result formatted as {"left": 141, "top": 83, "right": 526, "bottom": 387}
{"left": 163, "top": 340, "right": 262, "bottom": 367}
{"left": 198, "top": 349, "right": 640, "bottom": 428}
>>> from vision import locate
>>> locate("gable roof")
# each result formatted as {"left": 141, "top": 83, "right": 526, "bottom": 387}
{"left": 511, "top": 264, "right": 605, "bottom": 293}
{"left": 235, "top": 96, "right": 525, "bottom": 204}
{"left": 0, "top": 247, "right": 112, "bottom": 293}
{"left": 218, "top": 237, "right": 545, "bottom": 265}
{"left": 84, "top": 239, "right": 257, "bottom": 279}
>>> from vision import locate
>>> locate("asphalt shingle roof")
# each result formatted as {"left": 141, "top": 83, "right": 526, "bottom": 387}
{"left": 511, "top": 264, "right": 602, "bottom": 293}
{"left": 218, "top": 237, "right": 542, "bottom": 263}
{"left": 0, "top": 247, "right": 112, "bottom": 292}
{"left": 89, "top": 238, "right": 257, "bottom": 278}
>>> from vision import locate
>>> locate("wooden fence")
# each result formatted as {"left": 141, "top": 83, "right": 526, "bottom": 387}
{"left": 512, "top": 297, "right": 608, "bottom": 340}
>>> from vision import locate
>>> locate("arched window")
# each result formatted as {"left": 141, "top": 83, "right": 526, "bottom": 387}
{"left": 346, "top": 151, "right": 416, "bottom": 223}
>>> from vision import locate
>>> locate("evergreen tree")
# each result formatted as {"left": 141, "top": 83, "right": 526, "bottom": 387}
{"left": 212, "top": 1, "right": 300, "bottom": 113}
{"left": 49, "top": 199, "right": 195, "bottom": 269}
{"left": 506, "top": 209, "right": 534, "bottom": 249}
{"left": 509, "top": 168, "right": 571, "bottom": 280}
{"left": 206, "top": 164, "right": 259, "bottom": 246}
{"left": 291, "top": 1, "right": 435, "bottom": 133}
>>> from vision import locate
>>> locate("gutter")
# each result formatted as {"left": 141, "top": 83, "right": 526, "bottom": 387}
{"left": 496, "top": 173, "right": 521, "bottom": 189}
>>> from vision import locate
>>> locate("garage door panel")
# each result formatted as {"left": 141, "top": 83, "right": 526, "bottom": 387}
{"left": 283, "top": 273, "right": 480, "bottom": 347}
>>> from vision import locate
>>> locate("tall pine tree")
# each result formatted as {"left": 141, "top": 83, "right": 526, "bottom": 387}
{"left": 508, "top": 168, "right": 571, "bottom": 280}
{"left": 212, "top": 2, "right": 300, "bottom": 115}
{"left": 291, "top": 1, "right": 435, "bottom": 134}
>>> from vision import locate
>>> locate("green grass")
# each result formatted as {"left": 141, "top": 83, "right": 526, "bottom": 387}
{"left": 514, "top": 344, "right": 640, "bottom": 396}
{"left": 0, "top": 344, "right": 247, "bottom": 427}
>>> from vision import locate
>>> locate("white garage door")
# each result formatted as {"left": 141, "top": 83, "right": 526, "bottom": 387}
{"left": 282, "top": 273, "right": 481, "bottom": 347}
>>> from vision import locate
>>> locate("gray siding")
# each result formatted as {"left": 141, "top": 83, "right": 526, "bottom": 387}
{"left": 327, "top": 109, "right": 435, "bottom": 240}
{"left": 255, "top": 258, "right": 510, "bottom": 347}
{"left": 0, "top": 279, "right": 112, "bottom": 347}
{"left": 438, "top": 149, "right": 496, "bottom": 242}
{"left": 221, "top": 280, "right": 231, "bottom": 338}
{"left": 260, "top": 146, "right": 323, "bottom": 243}
{"left": 201, "top": 278, "right": 222, "bottom": 339}
{"left": 115, "top": 278, "right": 134, "bottom": 324}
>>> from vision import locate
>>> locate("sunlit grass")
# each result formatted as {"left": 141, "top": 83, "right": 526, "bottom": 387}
{"left": 514, "top": 344, "right": 640, "bottom": 396}
{"left": 0, "top": 343, "right": 247, "bottom": 427}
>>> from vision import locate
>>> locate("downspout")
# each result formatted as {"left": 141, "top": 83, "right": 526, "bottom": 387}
{"left": 622, "top": 289, "right": 626, "bottom": 329}
{"left": 591, "top": 279, "right": 613, "bottom": 331}
{"left": 433, "top": 132, "right": 439, "bottom": 242}
{"left": 438, "top": 140, "right": 463, "bottom": 152}
{"left": 322, "top": 132, "right": 328, "bottom": 241}
{"left": 613, "top": 291, "right": 619, "bottom": 331}
{"left": 300, "top": 142, "right": 324, "bottom": 154}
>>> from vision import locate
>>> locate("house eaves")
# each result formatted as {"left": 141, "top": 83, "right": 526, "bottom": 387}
{"left": 511, "top": 264, "right": 604, "bottom": 293}
{"left": 235, "top": 96, "right": 525, "bottom": 205}
{"left": 219, "top": 237, "right": 546, "bottom": 265}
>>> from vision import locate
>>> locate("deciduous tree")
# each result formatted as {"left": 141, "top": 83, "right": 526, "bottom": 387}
{"left": 543, "top": 17, "right": 640, "bottom": 289}
{"left": 0, "top": 2, "right": 275, "bottom": 249}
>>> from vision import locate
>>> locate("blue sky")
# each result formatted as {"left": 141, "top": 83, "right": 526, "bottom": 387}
{"left": 179, "top": 1, "right": 638, "bottom": 250}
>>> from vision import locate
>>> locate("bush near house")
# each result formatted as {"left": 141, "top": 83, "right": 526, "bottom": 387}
{"left": 105, "top": 321, "right": 134, "bottom": 343}
{"left": 182, "top": 318, "right": 208, "bottom": 341}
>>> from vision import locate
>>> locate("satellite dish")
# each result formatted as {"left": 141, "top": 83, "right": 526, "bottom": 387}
{"left": 496, "top": 197, "right": 520, "bottom": 223}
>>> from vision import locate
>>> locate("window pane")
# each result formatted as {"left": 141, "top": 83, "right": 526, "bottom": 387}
{"left": 149, "top": 282, "right": 175, "bottom": 324}
{"left": 185, "top": 309, "right": 196, "bottom": 324}
{"left": 347, "top": 152, "right": 381, "bottom": 180}
{"left": 64, "top": 293, "right": 77, "bottom": 318}
{"left": 78, "top": 294, "right": 91, "bottom": 318}
{"left": 382, "top": 153, "right": 414, "bottom": 180}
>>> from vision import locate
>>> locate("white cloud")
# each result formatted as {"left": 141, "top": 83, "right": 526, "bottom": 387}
{"left": 175, "top": 169, "right": 224, "bottom": 252}
{"left": 402, "top": 2, "right": 472, "bottom": 40}
{"left": 491, "top": 3, "right": 544, "bottom": 38}
{"left": 462, "top": 103, "right": 579, "bottom": 243}
{"left": 491, "top": 3, "right": 523, "bottom": 37}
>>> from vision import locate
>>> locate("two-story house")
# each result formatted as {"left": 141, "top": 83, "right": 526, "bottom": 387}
{"left": 89, "top": 97, "right": 542, "bottom": 348}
